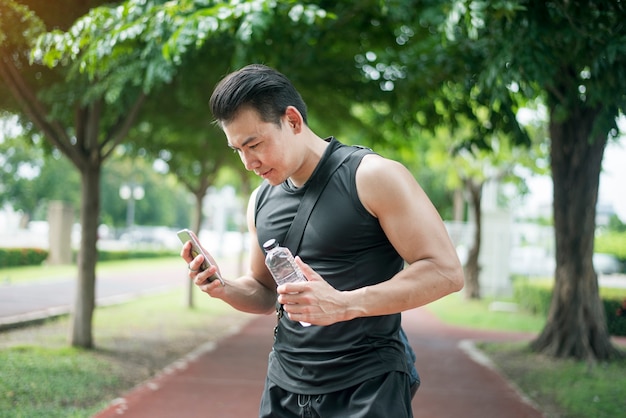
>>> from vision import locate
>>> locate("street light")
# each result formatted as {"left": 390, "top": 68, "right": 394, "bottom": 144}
{"left": 119, "top": 183, "right": 145, "bottom": 229}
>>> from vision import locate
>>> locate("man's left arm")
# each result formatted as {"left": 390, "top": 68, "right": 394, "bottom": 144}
{"left": 278, "top": 155, "right": 464, "bottom": 325}
{"left": 343, "top": 154, "right": 464, "bottom": 318}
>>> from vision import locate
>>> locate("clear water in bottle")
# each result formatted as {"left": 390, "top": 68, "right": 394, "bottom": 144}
{"left": 263, "top": 239, "right": 310, "bottom": 326}
{"left": 263, "top": 239, "right": 306, "bottom": 285}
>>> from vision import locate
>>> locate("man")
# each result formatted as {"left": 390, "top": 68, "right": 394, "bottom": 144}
{"left": 181, "top": 64, "right": 464, "bottom": 417}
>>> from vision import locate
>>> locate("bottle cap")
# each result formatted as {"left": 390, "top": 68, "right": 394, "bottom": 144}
{"left": 263, "top": 238, "right": 279, "bottom": 251}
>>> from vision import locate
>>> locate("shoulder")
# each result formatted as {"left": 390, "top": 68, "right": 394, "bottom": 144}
{"left": 356, "top": 154, "right": 417, "bottom": 193}
{"left": 355, "top": 154, "right": 425, "bottom": 217}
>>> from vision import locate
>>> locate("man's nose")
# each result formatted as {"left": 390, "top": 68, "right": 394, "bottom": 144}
{"left": 240, "top": 151, "right": 260, "bottom": 171}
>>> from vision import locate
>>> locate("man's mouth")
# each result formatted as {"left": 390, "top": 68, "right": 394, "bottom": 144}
{"left": 258, "top": 169, "right": 272, "bottom": 178}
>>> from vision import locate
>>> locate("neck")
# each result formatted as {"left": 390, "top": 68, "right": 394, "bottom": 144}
{"left": 288, "top": 132, "right": 330, "bottom": 188}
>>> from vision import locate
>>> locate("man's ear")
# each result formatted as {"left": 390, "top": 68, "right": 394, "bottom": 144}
{"left": 284, "top": 106, "right": 303, "bottom": 133}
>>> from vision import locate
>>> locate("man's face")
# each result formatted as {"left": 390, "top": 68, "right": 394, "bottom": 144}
{"left": 223, "top": 107, "right": 295, "bottom": 186}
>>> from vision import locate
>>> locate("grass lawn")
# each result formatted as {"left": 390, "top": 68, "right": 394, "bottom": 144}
{"left": 0, "top": 269, "right": 253, "bottom": 418}
{"left": 427, "top": 292, "right": 546, "bottom": 333}
{"left": 428, "top": 293, "right": 626, "bottom": 418}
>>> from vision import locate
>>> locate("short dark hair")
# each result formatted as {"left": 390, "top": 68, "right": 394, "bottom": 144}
{"left": 209, "top": 64, "right": 308, "bottom": 127}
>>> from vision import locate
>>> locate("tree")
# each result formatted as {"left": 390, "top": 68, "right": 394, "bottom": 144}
{"left": 2, "top": 0, "right": 336, "bottom": 345}
{"left": 341, "top": 0, "right": 624, "bottom": 359}
{"left": 0, "top": 0, "right": 156, "bottom": 348}
{"left": 442, "top": 1, "right": 626, "bottom": 360}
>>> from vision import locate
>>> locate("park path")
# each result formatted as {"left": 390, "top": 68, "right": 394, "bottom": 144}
{"left": 2, "top": 258, "right": 548, "bottom": 417}
{"left": 94, "top": 307, "right": 546, "bottom": 418}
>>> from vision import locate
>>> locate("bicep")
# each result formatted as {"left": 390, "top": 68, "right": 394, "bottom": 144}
{"left": 356, "top": 157, "right": 457, "bottom": 264}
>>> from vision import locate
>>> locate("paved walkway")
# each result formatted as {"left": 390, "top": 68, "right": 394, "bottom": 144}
{"left": 93, "top": 307, "right": 546, "bottom": 418}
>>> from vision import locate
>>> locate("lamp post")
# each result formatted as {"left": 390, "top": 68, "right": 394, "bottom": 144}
{"left": 119, "top": 183, "right": 145, "bottom": 229}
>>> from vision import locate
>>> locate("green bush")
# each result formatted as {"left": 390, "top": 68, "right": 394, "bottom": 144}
{"left": 0, "top": 248, "right": 176, "bottom": 269}
{"left": 0, "top": 248, "right": 49, "bottom": 268}
{"left": 602, "top": 290, "right": 626, "bottom": 336}
{"left": 512, "top": 277, "right": 553, "bottom": 316}
{"left": 513, "top": 277, "right": 626, "bottom": 336}
{"left": 595, "top": 231, "right": 626, "bottom": 266}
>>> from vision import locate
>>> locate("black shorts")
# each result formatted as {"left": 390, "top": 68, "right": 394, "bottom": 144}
{"left": 259, "top": 371, "right": 413, "bottom": 418}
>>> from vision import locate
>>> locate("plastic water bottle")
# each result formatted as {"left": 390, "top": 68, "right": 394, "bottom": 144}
{"left": 263, "top": 239, "right": 310, "bottom": 326}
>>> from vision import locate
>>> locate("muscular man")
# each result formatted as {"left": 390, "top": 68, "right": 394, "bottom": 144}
{"left": 181, "top": 64, "right": 464, "bottom": 417}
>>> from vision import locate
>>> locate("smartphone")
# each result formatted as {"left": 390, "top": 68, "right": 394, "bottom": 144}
{"left": 177, "top": 229, "right": 224, "bottom": 285}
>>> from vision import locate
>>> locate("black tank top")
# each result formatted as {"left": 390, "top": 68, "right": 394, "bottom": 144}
{"left": 255, "top": 137, "right": 408, "bottom": 394}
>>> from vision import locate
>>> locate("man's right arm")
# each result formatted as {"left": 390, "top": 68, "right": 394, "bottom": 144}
{"left": 193, "top": 188, "right": 278, "bottom": 315}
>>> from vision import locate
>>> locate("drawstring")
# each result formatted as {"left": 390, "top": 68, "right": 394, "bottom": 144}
{"left": 297, "top": 394, "right": 310, "bottom": 408}
{"left": 297, "top": 394, "right": 322, "bottom": 407}
{"left": 297, "top": 394, "right": 322, "bottom": 417}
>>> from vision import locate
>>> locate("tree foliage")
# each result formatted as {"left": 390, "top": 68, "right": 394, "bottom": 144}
{"left": 340, "top": 0, "right": 625, "bottom": 359}
{"left": 1, "top": 0, "right": 336, "bottom": 345}
{"left": 437, "top": 0, "right": 626, "bottom": 360}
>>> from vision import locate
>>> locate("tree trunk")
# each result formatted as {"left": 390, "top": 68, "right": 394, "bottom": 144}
{"left": 192, "top": 193, "right": 204, "bottom": 233}
{"left": 463, "top": 178, "right": 482, "bottom": 300}
{"left": 185, "top": 193, "right": 205, "bottom": 309}
{"left": 71, "top": 163, "right": 100, "bottom": 348}
{"left": 453, "top": 188, "right": 465, "bottom": 222}
{"left": 530, "top": 105, "right": 621, "bottom": 361}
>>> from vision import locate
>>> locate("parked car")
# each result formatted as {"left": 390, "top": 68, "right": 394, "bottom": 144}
{"left": 593, "top": 253, "right": 623, "bottom": 275}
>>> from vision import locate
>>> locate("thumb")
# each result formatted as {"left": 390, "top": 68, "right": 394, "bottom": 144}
{"left": 294, "top": 256, "right": 321, "bottom": 282}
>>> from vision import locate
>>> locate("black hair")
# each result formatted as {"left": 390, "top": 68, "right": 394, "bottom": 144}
{"left": 209, "top": 64, "right": 308, "bottom": 127}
